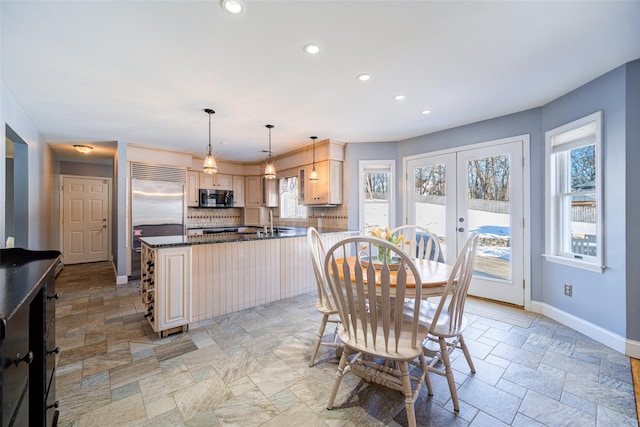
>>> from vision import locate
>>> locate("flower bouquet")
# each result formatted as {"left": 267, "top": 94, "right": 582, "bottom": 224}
{"left": 362, "top": 228, "right": 405, "bottom": 268}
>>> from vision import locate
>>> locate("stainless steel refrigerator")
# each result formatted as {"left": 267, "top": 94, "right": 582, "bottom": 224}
{"left": 131, "top": 178, "right": 185, "bottom": 279}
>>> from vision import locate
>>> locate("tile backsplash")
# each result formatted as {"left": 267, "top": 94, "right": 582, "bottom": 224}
{"left": 187, "top": 205, "right": 348, "bottom": 230}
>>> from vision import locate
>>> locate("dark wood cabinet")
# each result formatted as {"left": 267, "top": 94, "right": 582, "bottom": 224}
{"left": 1, "top": 248, "right": 61, "bottom": 427}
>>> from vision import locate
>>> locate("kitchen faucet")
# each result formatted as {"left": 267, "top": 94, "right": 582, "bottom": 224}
{"left": 269, "top": 209, "right": 274, "bottom": 235}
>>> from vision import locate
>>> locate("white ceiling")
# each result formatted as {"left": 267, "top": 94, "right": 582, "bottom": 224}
{"left": 2, "top": 1, "right": 640, "bottom": 163}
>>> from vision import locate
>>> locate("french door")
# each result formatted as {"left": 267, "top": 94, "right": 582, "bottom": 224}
{"left": 406, "top": 137, "right": 526, "bottom": 306}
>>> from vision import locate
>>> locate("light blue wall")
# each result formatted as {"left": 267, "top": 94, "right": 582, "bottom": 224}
{"left": 542, "top": 64, "right": 628, "bottom": 337}
{"left": 625, "top": 61, "right": 640, "bottom": 342}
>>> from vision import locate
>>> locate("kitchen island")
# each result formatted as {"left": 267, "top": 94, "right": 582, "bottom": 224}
{"left": 139, "top": 227, "right": 355, "bottom": 337}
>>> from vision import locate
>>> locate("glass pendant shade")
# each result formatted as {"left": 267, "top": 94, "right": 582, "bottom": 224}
{"left": 264, "top": 124, "right": 276, "bottom": 179}
{"left": 264, "top": 163, "right": 276, "bottom": 179}
{"left": 309, "top": 167, "right": 319, "bottom": 182}
{"left": 203, "top": 108, "right": 218, "bottom": 175}
{"left": 309, "top": 136, "right": 319, "bottom": 182}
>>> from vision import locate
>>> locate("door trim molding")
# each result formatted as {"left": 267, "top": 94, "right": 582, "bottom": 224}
{"left": 401, "top": 134, "right": 531, "bottom": 309}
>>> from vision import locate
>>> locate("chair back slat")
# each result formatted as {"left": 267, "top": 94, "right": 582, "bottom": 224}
{"left": 430, "top": 232, "right": 479, "bottom": 335}
{"left": 307, "top": 227, "right": 335, "bottom": 311}
{"left": 390, "top": 225, "right": 443, "bottom": 262}
{"left": 324, "top": 236, "right": 423, "bottom": 355}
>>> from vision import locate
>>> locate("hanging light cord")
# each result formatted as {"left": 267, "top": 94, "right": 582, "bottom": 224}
{"left": 208, "top": 111, "right": 213, "bottom": 154}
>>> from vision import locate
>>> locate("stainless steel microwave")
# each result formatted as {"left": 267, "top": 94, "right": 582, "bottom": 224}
{"left": 199, "top": 189, "right": 234, "bottom": 208}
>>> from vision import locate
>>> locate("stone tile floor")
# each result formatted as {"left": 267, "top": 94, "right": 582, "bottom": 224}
{"left": 54, "top": 262, "right": 638, "bottom": 426}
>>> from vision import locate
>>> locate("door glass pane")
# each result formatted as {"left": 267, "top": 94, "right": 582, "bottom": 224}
{"left": 413, "top": 164, "right": 447, "bottom": 253}
{"left": 466, "top": 155, "right": 511, "bottom": 281}
{"left": 362, "top": 170, "right": 390, "bottom": 233}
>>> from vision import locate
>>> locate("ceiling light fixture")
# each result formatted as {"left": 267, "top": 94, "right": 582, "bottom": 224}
{"left": 421, "top": 110, "right": 432, "bottom": 115}
{"left": 202, "top": 108, "right": 218, "bottom": 175}
{"left": 394, "top": 94, "right": 405, "bottom": 100}
{"left": 304, "top": 44, "right": 321, "bottom": 55}
{"left": 357, "top": 74, "right": 371, "bottom": 81}
{"left": 264, "top": 124, "right": 276, "bottom": 179}
{"left": 221, "top": 0, "right": 243, "bottom": 14}
{"left": 309, "top": 136, "right": 319, "bottom": 183}
{"left": 73, "top": 144, "right": 93, "bottom": 154}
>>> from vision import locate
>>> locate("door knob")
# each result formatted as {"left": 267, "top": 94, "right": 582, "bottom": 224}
{"left": 457, "top": 227, "right": 465, "bottom": 232}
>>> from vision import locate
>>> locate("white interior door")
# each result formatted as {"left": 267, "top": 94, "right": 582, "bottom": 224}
{"left": 406, "top": 138, "right": 525, "bottom": 306}
{"left": 62, "top": 176, "right": 110, "bottom": 264}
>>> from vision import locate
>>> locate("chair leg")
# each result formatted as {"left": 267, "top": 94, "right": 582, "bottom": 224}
{"left": 309, "top": 314, "right": 329, "bottom": 367}
{"left": 327, "top": 348, "right": 349, "bottom": 409}
{"left": 438, "top": 337, "right": 460, "bottom": 412}
{"left": 458, "top": 334, "right": 475, "bottom": 373}
{"left": 421, "top": 353, "right": 433, "bottom": 396}
{"left": 400, "top": 361, "right": 417, "bottom": 427}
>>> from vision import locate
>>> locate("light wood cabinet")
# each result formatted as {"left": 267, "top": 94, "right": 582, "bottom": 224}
{"left": 244, "top": 176, "right": 262, "bottom": 206}
{"left": 141, "top": 244, "right": 191, "bottom": 337}
{"left": 187, "top": 171, "right": 200, "bottom": 207}
{"left": 262, "top": 177, "right": 278, "bottom": 208}
{"left": 244, "top": 176, "right": 277, "bottom": 207}
{"left": 200, "top": 172, "right": 232, "bottom": 190}
{"left": 298, "top": 160, "right": 342, "bottom": 205}
{"left": 232, "top": 175, "right": 245, "bottom": 207}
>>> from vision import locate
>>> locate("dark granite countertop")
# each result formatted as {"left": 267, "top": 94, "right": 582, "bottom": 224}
{"left": 140, "top": 227, "right": 357, "bottom": 249}
{"left": 0, "top": 248, "right": 61, "bottom": 322}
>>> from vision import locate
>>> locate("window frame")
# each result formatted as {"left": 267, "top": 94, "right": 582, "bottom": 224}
{"left": 543, "top": 111, "right": 604, "bottom": 272}
{"left": 278, "top": 175, "right": 307, "bottom": 220}
{"left": 358, "top": 160, "right": 395, "bottom": 233}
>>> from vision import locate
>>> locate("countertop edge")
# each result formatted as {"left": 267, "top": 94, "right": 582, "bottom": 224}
{"left": 140, "top": 228, "right": 358, "bottom": 249}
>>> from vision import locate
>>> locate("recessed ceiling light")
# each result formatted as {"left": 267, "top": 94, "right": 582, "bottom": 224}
{"left": 357, "top": 74, "right": 371, "bottom": 82}
{"left": 394, "top": 94, "right": 405, "bottom": 101}
{"left": 304, "top": 44, "right": 321, "bottom": 55}
{"left": 421, "top": 110, "right": 432, "bottom": 115}
{"left": 221, "top": 0, "right": 243, "bottom": 14}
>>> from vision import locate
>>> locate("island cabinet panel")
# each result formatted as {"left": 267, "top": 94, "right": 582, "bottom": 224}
{"left": 141, "top": 245, "right": 191, "bottom": 337}
{"left": 189, "top": 232, "right": 355, "bottom": 324}
{"left": 191, "top": 239, "right": 281, "bottom": 321}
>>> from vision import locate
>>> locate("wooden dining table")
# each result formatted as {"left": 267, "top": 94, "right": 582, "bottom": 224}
{"left": 334, "top": 256, "right": 454, "bottom": 299}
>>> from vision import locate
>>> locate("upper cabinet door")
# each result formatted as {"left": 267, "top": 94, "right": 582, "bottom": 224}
{"left": 187, "top": 171, "right": 200, "bottom": 207}
{"left": 232, "top": 176, "right": 245, "bottom": 207}
{"left": 199, "top": 173, "right": 232, "bottom": 190}
{"left": 299, "top": 160, "right": 343, "bottom": 205}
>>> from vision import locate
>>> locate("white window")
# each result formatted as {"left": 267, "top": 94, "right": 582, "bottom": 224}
{"left": 279, "top": 176, "right": 307, "bottom": 219}
{"left": 359, "top": 160, "right": 395, "bottom": 233}
{"left": 544, "top": 111, "right": 603, "bottom": 272}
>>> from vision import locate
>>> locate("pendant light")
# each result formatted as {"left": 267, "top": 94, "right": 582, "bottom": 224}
{"left": 264, "top": 124, "right": 276, "bottom": 179}
{"left": 309, "top": 136, "right": 319, "bottom": 182}
{"left": 202, "top": 108, "right": 218, "bottom": 175}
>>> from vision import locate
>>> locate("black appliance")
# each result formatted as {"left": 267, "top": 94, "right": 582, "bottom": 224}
{"left": 199, "top": 189, "right": 234, "bottom": 208}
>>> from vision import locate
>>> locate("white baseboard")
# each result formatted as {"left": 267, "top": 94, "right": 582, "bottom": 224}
{"left": 530, "top": 301, "right": 640, "bottom": 358}
{"left": 111, "top": 260, "right": 129, "bottom": 285}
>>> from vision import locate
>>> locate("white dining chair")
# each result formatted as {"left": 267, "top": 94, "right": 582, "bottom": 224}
{"left": 324, "top": 236, "right": 429, "bottom": 427}
{"left": 307, "top": 227, "right": 341, "bottom": 367}
{"left": 391, "top": 225, "right": 443, "bottom": 262}
{"left": 421, "top": 232, "right": 479, "bottom": 412}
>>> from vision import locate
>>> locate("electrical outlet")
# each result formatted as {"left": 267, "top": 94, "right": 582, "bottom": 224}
{"left": 564, "top": 283, "right": 573, "bottom": 297}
